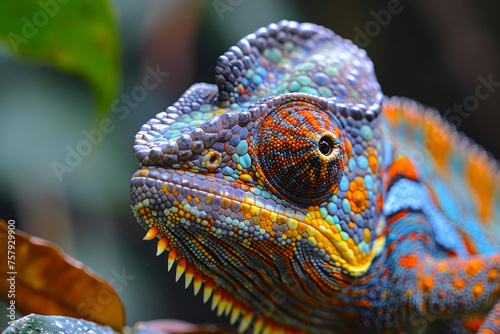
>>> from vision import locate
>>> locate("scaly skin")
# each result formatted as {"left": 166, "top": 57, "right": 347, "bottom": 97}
{"left": 129, "top": 21, "right": 500, "bottom": 333}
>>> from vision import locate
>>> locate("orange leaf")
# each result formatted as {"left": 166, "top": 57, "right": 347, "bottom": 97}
{"left": 0, "top": 220, "right": 125, "bottom": 331}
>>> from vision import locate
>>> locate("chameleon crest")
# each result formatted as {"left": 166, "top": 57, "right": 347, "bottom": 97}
{"left": 130, "top": 21, "right": 500, "bottom": 333}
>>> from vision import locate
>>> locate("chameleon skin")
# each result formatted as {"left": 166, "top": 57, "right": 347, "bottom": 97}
{"left": 130, "top": 21, "right": 500, "bottom": 333}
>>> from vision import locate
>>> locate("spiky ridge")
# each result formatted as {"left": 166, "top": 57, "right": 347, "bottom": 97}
{"left": 382, "top": 96, "right": 500, "bottom": 226}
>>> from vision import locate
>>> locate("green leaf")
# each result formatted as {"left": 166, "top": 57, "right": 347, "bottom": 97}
{"left": 2, "top": 314, "right": 119, "bottom": 334}
{"left": 0, "top": 0, "right": 120, "bottom": 118}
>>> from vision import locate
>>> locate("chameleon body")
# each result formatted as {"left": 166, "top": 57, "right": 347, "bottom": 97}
{"left": 130, "top": 21, "right": 500, "bottom": 333}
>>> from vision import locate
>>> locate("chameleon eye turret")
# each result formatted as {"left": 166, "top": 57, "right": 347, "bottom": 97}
{"left": 130, "top": 20, "right": 500, "bottom": 333}
{"left": 253, "top": 97, "right": 346, "bottom": 206}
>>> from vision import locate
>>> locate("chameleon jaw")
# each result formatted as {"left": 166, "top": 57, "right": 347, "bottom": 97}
{"left": 133, "top": 208, "right": 254, "bottom": 331}
{"left": 135, "top": 219, "right": 311, "bottom": 334}
{"left": 136, "top": 197, "right": 378, "bottom": 279}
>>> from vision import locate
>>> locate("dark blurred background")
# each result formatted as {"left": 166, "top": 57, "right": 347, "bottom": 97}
{"left": 1, "top": 0, "right": 499, "bottom": 329}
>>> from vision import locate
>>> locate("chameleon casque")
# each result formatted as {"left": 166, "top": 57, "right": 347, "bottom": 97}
{"left": 129, "top": 21, "right": 500, "bottom": 333}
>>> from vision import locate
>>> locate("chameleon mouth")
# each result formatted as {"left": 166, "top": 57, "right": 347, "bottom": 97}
{"left": 130, "top": 167, "right": 311, "bottom": 333}
{"left": 134, "top": 212, "right": 294, "bottom": 333}
{"left": 138, "top": 227, "right": 310, "bottom": 334}
{"left": 140, "top": 240, "right": 268, "bottom": 332}
{"left": 142, "top": 231, "right": 257, "bottom": 331}
{"left": 130, "top": 165, "right": 379, "bottom": 277}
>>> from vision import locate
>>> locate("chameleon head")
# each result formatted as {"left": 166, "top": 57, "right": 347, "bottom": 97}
{"left": 130, "top": 21, "right": 385, "bottom": 331}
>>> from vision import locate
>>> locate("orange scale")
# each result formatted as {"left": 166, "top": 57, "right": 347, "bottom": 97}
{"left": 421, "top": 276, "right": 434, "bottom": 293}
{"left": 349, "top": 181, "right": 357, "bottom": 192}
{"left": 453, "top": 278, "right": 465, "bottom": 289}
{"left": 368, "top": 155, "right": 378, "bottom": 173}
{"left": 355, "top": 176, "right": 365, "bottom": 187}
{"left": 344, "top": 138, "right": 352, "bottom": 159}
{"left": 353, "top": 190, "right": 366, "bottom": 205}
{"left": 472, "top": 283, "right": 484, "bottom": 298}
{"left": 465, "top": 259, "right": 482, "bottom": 276}
{"left": 488, "top": 269, "right": 498, "bottom": 281}
{"left": 437, "top": 262, "right": 447, "bottom": 271}
{"left": 463, "top": 317, "right": 484, "bottom": 332}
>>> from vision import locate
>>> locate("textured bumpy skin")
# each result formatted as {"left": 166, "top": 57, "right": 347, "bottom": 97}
{"left": 130, "top": 21, "right": 500, "bottom": 333}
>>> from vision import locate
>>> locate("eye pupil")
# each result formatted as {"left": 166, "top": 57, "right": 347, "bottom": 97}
{"left": 319, "top": 136, "right": 333, "bottom": 156}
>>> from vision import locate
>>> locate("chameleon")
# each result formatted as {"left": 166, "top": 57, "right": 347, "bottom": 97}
{"left": 129, "top": 21, "right": 500, "bottom": 333}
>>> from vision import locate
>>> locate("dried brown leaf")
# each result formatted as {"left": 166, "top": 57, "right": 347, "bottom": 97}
{"left": 0, "top": 220, "right": 125, "bottom": 331}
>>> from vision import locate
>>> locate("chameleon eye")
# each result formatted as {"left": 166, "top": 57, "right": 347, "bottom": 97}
{"left": 319, "top": 135, "right": 335, "bottom": 156}
{"left": 254, "top": 100, "right": 346, "bottom": 206}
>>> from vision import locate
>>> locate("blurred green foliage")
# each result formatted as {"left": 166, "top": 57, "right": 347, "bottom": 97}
{"left": 0, "top": 0, "right": 120, "bottom": 118}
